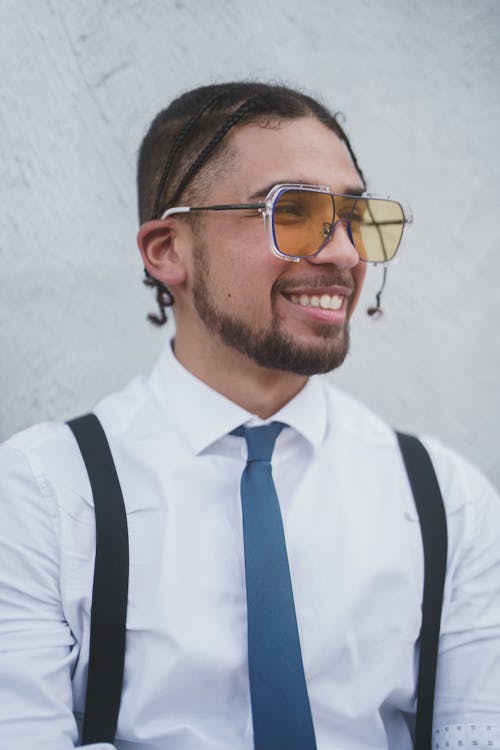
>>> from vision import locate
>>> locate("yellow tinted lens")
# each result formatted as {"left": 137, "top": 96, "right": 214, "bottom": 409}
{"left": 272, "top": 190, "right": 334, "bottom": 257}
{"left": 350, "top": 198, "right": 405, "bottom": 262}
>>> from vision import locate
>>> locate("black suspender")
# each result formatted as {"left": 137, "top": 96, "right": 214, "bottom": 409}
{"left": 396, "top": 432, "right": 448, "bottom": 750}
{"left": 67, "top": 415, "right": 448, "bottom": 748}
{"left": 67, "top": 414, "right": 129, "bottom": 746}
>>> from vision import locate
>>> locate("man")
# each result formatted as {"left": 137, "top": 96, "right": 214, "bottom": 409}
{"left": 0, "top": 82, "right": 499, "bottom": 749}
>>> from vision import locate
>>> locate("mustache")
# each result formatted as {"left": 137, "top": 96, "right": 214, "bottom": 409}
{"left": 274, "top": 273, "right": 355, "bottom": 294}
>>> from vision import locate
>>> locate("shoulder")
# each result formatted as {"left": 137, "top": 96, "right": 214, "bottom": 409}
{"left": 0, "top": 421, "right": 98, "bottom": 555}
{"left": 323, "top": 377, "right": 497, "bottom": 479}
{"left": 1, "top": 421, "right": 82, "bottom": 505}
{"left": 321, "top": 379, "right": 398, "bottom": 449}
{"left": 321, "top": 377, "right": 499, "bottom": 516}
{"left": 419, "top": 434, "right": 500, "bottom": 557}
{"left": 419, "top": 434, "right": 498, "bottom": 508}
{"left": 0, "top": 422, "right": 76, "bottom": 567}
{"left": 0, "top": 371, "right": 151, "bottom": 506}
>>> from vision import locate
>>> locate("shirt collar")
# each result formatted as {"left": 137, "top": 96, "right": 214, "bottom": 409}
{"left": 147, "top": 341, "right": 327, "bottom": 455}
{"left": 270, "top": 376, "right": 327, "bottom": 450}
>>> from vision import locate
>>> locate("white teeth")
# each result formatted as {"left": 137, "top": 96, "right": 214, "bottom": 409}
{"left": 288, "top": 293, "right": 343, "bottom": 310}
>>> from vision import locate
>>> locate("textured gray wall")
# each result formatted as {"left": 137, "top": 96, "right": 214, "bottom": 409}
{"left": 1, "top": 0, "right": 499, "bottom": 486}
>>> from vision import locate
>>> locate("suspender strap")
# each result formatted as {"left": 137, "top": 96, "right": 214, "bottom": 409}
{"left": 67, "top": 413, "right": 129, "bottom": 746}
{"left": 396, "top": 432, "right": 448, "bottom": 750}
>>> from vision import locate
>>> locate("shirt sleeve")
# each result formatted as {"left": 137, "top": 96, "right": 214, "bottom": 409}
{"left": 0, "top": 442, "right": 112, "bottom": 750}
{"left": 424, "top": 437, "right": 500, "bottom": 739}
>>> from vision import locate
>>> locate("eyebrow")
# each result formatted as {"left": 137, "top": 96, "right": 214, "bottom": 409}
{"left": 248, "top": 181, "right": 365, "bottom": 200}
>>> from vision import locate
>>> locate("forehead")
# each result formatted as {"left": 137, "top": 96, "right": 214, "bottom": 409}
{"left": 216, "top": 116, "right": 363, "bottom": 199}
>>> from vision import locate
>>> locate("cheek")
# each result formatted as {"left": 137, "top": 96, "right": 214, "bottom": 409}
{"left": 204, "top": 220, "right": 281, "bottom": 296}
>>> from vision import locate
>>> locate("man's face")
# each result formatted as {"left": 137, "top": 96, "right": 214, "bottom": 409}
{"left": 179, "top": 116, "right": 366, "bottom": 376}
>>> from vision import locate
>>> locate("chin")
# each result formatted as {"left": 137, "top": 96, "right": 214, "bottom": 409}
{"left": 243, "top": 329, "right": 351, "bottom": 376}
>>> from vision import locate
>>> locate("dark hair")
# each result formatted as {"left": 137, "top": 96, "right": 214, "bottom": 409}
{"left": 137, "top": 81, "right": 366, "bottom": 325}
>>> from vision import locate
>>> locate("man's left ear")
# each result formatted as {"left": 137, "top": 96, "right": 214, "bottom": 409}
{"left": 137, "top": 219, "right": 188, "bottom": 288}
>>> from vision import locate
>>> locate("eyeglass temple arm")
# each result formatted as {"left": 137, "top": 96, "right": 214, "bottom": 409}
{"left": 161, "top": 202, "right": 265, "bottom": 219}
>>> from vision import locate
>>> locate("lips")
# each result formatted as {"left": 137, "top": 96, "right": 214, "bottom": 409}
{"left": 274, "top": 271, "right": 355, "bottom": 325}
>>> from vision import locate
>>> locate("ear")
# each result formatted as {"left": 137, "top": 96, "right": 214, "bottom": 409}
{"left": 136, "top": 219, "right": 188, "bottom": 288}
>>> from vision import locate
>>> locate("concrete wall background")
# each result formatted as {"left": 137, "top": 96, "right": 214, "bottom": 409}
{"left": 1, "top": 0, "right": 499, "bottom": 487}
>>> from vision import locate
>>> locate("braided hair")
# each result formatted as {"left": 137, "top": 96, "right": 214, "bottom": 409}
{"left": 137, "top": 82, "right": 366, "bottom": 325}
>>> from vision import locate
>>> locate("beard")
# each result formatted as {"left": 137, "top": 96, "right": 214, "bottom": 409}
{"left": 191, "top": 241, "right": 351, "bottom": 376}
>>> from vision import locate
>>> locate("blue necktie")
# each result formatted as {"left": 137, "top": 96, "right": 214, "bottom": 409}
{"left": 233, "top": 422, "right": 317, "bottom": 750}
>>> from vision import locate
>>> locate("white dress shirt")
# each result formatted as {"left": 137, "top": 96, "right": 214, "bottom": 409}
{"left": 0, "top": 342, "right": 499, "bottom": 750}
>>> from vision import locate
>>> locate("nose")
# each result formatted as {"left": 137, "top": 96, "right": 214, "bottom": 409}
{"left": 307, "top": 219, "right": 360, "bottom": 269}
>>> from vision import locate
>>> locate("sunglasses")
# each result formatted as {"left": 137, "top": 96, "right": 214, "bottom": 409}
{"left": 161, "top": 183, "right": 412, "bottom": 264}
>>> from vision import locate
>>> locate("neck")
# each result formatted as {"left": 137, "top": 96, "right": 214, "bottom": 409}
{"left": 172, "top": 332, "right": 308, "bottom": 420}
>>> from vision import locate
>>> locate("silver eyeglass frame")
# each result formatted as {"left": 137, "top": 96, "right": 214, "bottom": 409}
{"left": 160, "top": 182, "right": 413, "bottom": 265}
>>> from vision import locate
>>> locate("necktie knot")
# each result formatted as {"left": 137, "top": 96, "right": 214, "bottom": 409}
{"left": 233, "top": 421, "right": 286, "bottom": 462}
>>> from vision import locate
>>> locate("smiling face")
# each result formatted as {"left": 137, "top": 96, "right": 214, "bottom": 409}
{"left": 140, "top": 115, "right": 367, "bottom": 389}
{"left": 183, "top": 117, "right": 366, "bottom": 373}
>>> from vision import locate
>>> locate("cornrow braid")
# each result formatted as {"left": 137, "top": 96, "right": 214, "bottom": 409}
{"left": 151, "top": 92, "right": 226, "bottom": 220}
{"left": 146, "top": 281, "right": 172, "bottom": 326}
{"left": 142, "top": 93, "right": 227, "bottom": 321}
{"left": 143, "top": 96, "right": 265, "bottom": 325}
{"left": 143, "top": 92, "right": 230, "bottom": 324}
{"left": 339, "top": 129, "right": 366, "bottom": 189}
{"left": 166, "top": 95, "right": 265, "bottom": 210}
{"left": 346, "top": 141, "right": 366, "bottom": 189}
